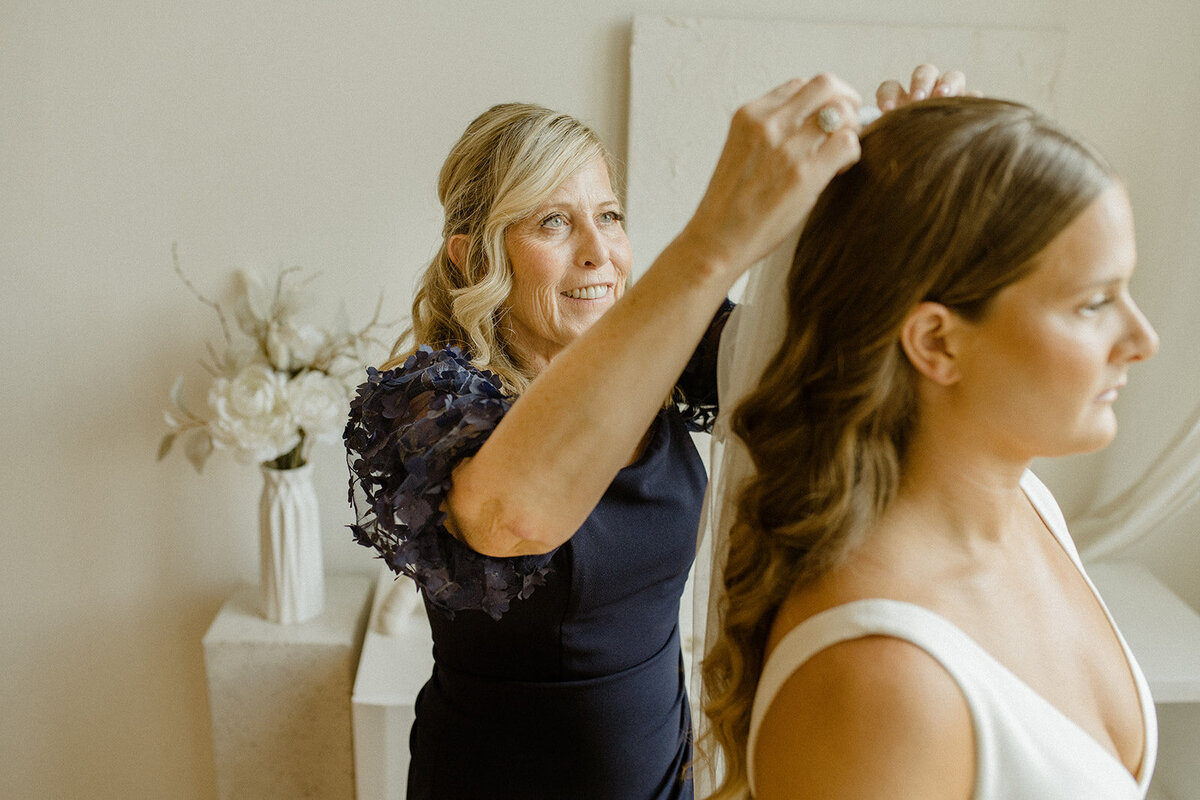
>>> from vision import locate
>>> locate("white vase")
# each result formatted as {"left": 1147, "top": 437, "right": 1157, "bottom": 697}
{"left": 258, "top": 463, "right": 325, "bottom": 624}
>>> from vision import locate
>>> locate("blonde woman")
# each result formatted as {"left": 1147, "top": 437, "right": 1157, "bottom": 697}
{"left": 346, "top": 68, "right": 968, "bottom": 798}
{"left": 701, "top": 97, "right": 1159, "bottom": 799}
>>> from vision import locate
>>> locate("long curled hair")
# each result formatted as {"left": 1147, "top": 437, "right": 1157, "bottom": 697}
{"left": 385, "top": 103, "right": 616, "bottom": 393}
{"left": 701, "top": 97, "right": 1114, "bottom": 796}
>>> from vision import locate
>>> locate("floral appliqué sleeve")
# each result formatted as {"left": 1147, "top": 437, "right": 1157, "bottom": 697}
{"left": 675, "top": 298, "right": 734, "bottom": 433}
{"left": 344, "top": 346, "right": 552, "bottom": 620}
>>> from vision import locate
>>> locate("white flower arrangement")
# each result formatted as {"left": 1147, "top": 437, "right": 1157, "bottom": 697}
{"left": 159, "top": 246, "right": 394, "bottom": 471}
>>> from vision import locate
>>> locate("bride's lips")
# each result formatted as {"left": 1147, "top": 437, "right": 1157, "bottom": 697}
{"left": 1097, "top": 379, "right": 1127, "bottom": 403}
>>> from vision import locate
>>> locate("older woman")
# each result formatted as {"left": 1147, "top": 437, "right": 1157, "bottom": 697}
{"left": 701, "top": 97, "right": 1159, "bottom": 799}
{"left": 345, "top": 68, "right": 965, "bottom": 799}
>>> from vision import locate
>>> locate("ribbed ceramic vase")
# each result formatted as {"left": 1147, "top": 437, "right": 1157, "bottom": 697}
{"left": 258, "top": 463, "right": 325, "bottom": 624}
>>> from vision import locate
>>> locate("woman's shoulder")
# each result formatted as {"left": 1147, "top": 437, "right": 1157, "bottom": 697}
{"left": 344, "top": 344, "right": 543, "bottom": 620}
{"left": 754, "top": 564, "right": 976, "bottom": 796}
{"left": 349, "top": 346, "right": 508, "bottom": 424}
{"left": 363, "top": 345, "right": 506, "bottom": 394}
{"left": 347, "top": 344, "right": 513, "bottom": 450}
{"left": 752, "top": 626, "right": 974, "bottom": 800}
{"left": 752, "top": 547, "right": 976, "bottom": 796}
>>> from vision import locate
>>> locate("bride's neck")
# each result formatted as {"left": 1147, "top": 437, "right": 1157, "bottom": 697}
{"left": 889, "top": 422, "right": 1032, "bottom": 546}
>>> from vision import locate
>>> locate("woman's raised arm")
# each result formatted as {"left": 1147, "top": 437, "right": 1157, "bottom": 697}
{"left": 448, "top": 75, "right": 863, "bottom": 557}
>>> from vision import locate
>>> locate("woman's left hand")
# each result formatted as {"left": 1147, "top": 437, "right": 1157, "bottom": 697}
{"left": 875, "top": 64, "right": 978, "bottom": 112}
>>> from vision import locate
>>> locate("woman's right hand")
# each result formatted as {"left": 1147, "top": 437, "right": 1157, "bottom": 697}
{"left": 678, "top": 75, "right": 863, "bottom": 283}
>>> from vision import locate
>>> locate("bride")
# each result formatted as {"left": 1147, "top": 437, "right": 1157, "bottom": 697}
{"left": 699, "top": 96, "right": 1160, "bottom": 799}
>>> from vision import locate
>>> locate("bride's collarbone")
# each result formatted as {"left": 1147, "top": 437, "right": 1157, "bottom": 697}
{"left": 775, "top": 540, "right": 1144, "bottom": 777}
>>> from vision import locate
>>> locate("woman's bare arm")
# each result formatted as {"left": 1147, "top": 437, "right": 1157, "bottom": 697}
{"left": 448, "top": 75, "right": 863, "bottom": 557}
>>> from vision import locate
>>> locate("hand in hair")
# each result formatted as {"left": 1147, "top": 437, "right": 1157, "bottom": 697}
{"left": 678, "top": 74, "right": 863, "bottom": 282}
{"left": 445, "top": 77, "right": 862, "bottom": 558}
{"left": 875, "top": 63, "right": 978, "bottom": 112}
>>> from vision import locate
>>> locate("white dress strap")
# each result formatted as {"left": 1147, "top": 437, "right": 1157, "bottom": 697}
{"left": 746, "top": 598, "right": 976, "bottom": 793}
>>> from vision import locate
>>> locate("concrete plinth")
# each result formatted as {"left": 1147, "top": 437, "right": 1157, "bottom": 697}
{"left": 203, "top": 575, "right": 373, "bottom": 800}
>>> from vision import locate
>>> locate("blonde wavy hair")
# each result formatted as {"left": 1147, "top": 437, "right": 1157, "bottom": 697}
{"left": 384, "top": 102, "right": 616, "bottom": 394}
{"left": 700, "top": 98, "right": 1114, "bottom": 797}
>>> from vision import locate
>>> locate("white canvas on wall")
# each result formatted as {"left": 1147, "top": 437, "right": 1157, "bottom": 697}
{"left": 626, "top": 11, "right": 1066, "bottom": 682}
{"left": 626, "top": 15, "right": 1066, "bottom": 279}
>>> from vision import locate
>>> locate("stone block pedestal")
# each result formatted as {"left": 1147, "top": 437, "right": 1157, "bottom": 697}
{"left": 203, "top": 574, "right": 373, "bottom": 799}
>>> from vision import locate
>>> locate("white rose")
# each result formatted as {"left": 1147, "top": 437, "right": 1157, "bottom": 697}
{"left": 267, "top": 322, "right": 326, "bottom": 372}
{"left": 287, "top": 323, "right": 326, "bottom": 365}
{"left": 207, "top": 364, "right": 300, "bottom": 464}
{"left": 328, "top": 353, "right": 366, "bottom": 390}
{"left": 287, "top": 370, "right": 349, "bottom": 443}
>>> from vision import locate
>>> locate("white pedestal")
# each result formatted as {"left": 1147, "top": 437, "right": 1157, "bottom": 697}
{"left": 203, "top": 574, "right": 373, "bottom": 800}
{"left": 352, "top": 566, "right": 435, "bottom": 800}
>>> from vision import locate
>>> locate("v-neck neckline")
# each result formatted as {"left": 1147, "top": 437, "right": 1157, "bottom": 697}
{"left": 887, "top": 597, "right": 1143, "bottom": 787}
{"left": 1013, "top": 472, "right": 1148, "bottom": 785}
{"left": 755, "top": 472, "right": 1151, "bottom": 791}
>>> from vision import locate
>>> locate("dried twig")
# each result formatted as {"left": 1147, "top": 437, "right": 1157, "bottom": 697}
{"left": 172, "top": 243, "right": 233, "bottom": 346}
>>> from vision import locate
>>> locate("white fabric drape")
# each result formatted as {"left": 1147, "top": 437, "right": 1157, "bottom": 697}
{"left": 1077, "top": 404, "right": 1200, "bottom": 561}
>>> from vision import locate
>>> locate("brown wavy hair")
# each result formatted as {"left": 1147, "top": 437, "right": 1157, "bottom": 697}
{"left": 700, "top": 97, "right": 1114, "bottom": 796}
{"left": 385, "top": 103, "right": 617, "bottom": 393}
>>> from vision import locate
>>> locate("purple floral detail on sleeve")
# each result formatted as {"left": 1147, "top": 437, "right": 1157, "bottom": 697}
{"left": 344, "top": 346, "right": 552, "bottom": 620}
{"left": 676, "top": 299, "right": 734, "bottom": 433}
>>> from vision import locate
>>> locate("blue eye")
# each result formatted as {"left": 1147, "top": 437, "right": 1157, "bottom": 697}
{"left": 599, "top": 211, "right": 625, "bottom": 225}
{"left": 540, "top": 214, "right": 567, "bottom": 229}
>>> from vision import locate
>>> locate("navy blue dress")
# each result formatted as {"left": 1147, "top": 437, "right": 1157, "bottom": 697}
{"left": 344, "top": 305, "right": 729, "bottom": 800}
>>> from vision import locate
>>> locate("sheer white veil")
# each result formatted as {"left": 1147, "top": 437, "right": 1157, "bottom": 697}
{"left": 688, "top": 106, "right": 881, "bottom": 794}
{"left": 689, "top": 223, "right": 801, "bottom": 794}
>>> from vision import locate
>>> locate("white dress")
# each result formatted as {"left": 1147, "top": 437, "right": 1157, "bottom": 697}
{"left": 747, "top": 472, "right": 1157, "bottom": 799}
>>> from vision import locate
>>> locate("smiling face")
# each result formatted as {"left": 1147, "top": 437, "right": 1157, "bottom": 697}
{"left": 953, "top": 183, "right": 1159, "bottom": 461}
{"left": 502, "top": 156, "right": 632, "bottom": 371}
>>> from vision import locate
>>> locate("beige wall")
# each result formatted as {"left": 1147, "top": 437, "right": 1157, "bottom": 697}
{"left": 2, "top": 1, "right": 1196, "bottom": 796}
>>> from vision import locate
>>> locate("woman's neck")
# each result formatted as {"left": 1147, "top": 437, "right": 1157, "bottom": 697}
{"left": 886, "top": 421, "right": 1033, "bottom": 549}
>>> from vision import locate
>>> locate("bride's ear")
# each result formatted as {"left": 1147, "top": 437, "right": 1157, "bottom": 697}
{"left": 899, "top": 302, "right": 963, "bottom": 385}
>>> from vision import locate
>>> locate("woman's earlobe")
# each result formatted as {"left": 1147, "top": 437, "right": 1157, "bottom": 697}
{"left": 900, "top": 302, "right": 962, "bottom": 386}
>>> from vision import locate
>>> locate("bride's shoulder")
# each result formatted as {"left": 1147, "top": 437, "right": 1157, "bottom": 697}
{"left": 752, "top": 627, "right": 974, "bottom": 800}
